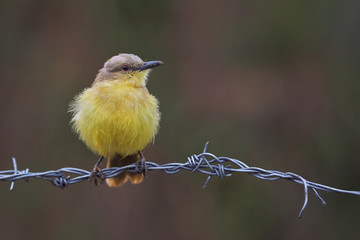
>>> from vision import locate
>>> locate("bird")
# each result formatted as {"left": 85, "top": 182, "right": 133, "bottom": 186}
{"left": 69, "top": 53, "right": 162, "bottom": 187}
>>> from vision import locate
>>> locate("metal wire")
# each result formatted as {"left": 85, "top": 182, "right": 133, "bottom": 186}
{"left": 1, "top": 142, "right": 359, "bottom": 218}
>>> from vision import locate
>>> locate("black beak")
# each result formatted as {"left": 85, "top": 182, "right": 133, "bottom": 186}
{"left": 138, "top": 60, "right": 163, "bottom": 71}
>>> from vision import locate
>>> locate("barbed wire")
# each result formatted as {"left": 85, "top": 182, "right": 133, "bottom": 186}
{"left": 1, "top": 142, "right": 359, "bottom": 218}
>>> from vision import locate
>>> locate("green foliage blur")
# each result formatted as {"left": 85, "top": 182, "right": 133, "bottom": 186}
{"left": 0, "top": 1, "right": 359, "bottom": 239}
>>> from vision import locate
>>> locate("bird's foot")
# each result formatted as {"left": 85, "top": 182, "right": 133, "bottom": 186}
{"left": 89, "top": 156, "right": 105, "bottom": 186}
{"left": 135, "top": 152, "right": 148, "bottom": 177}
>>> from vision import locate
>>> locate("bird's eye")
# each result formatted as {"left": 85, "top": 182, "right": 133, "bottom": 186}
{"left": 122, "top": 65, "right": 130, "bottom": 71}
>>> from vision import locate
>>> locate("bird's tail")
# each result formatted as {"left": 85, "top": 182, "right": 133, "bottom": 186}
{"left": 106, "top": 153, "right": 144, "bottom": 187}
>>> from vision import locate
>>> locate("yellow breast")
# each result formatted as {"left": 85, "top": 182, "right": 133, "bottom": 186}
{"left": 70, "top": 81, "right": 160, "bottom": 158}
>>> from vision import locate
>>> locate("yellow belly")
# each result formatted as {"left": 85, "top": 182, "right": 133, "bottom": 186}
{"left": 70, "top": 81, "right": 160, "bottom": 158}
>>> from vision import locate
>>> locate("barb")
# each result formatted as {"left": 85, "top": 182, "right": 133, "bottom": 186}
{"left": 1, "top": 142, "right": 359, "bottom": 218}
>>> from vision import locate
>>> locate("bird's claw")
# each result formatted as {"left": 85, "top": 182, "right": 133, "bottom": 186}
{"left": 89, "top": 156, "right": 105, "bottom": 186}
{"left": 135, "top": 152, "right": 148, "bottom": 177}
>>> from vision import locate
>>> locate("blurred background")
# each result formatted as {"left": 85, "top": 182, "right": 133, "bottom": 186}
{"left": 0, "top": 0, "right": 359, "bottom": 239}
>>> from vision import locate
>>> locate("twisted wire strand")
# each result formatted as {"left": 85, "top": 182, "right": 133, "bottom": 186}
{"left": 1, "top": 142, "right": 359, "bottom": 218}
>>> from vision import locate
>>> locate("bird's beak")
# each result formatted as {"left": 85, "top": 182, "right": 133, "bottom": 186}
{"left": 138, "top": 61, "right": 163, "bottom": 71}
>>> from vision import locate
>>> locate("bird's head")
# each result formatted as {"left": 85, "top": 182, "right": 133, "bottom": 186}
{"left": 94, "top": 53, "right": 163, "bottom": 87}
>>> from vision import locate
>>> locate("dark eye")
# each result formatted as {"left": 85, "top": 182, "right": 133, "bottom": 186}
{"left": 122, "top": 65, "right": 130, "bottom": 71}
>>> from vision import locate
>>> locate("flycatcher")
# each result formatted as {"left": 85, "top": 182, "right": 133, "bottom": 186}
{"left": 69, "top": 53, "right": 162, "bottom": 187}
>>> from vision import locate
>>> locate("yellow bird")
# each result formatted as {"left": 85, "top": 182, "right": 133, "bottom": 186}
{"left": 69, "top": 53, "right": 162, "bottom": 187}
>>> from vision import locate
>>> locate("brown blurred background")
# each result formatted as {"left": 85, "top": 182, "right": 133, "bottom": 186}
{"left": 0, "top": 0, "right": 359, "bottom": 239}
